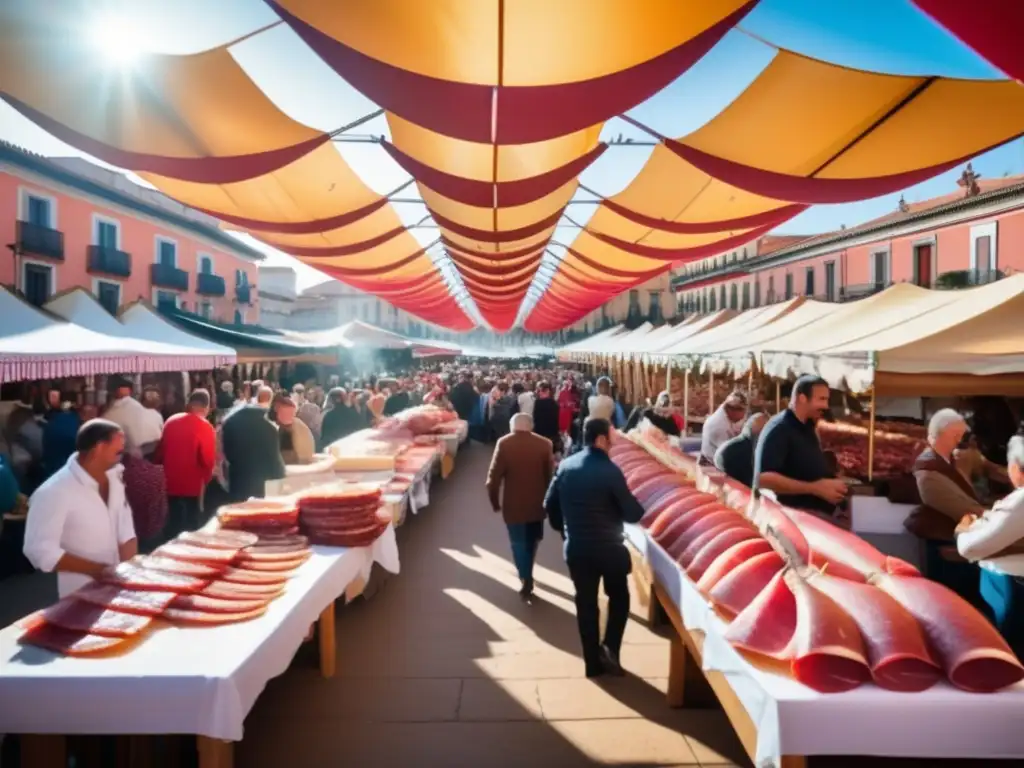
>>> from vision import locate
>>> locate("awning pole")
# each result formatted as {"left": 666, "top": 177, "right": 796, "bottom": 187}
{"left": 867, "top": 387, "right": 877, "bottom": 482}
{"left": 683, "top": 368, "right": 690, "bottom": 436}
{"left": 709, "top": 369, "right": 716, "bottom": 413}
{"left": 776, "top": 380, "right": 781, "bottom": 413}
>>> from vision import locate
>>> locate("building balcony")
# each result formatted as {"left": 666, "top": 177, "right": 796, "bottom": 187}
{"left": 196, "top": 272, "right": 226, "bottom": 297}
{"left": 150, "top": 262, "right": 189, "bottom": 291}
{"left": 87, "top": 245, "right": 131, "bottom": 278}
{"left": 16, "top": 220, "right": 64, "bottom": 260}
{"left": 838, "top": 281, "right": 891, "bottom": 303}
{"left": 236, "top": 282, "right": 252, "bottom": 304}
{"left": 934, "top": 269, "right": 1005, "bottom": 290}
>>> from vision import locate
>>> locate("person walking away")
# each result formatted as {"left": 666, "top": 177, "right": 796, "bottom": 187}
{"left": 216, "top": 381, "right": 236, "bottom": 411}
{"left": 557, "top": 380, "right": 579, "bottom": 448}
{"left": 220, "top": 386, "right": 286, "bottom": 502}
{"left": 956, "top": 434, "right": 1024, "bottom": 655}
{"left": 544, "top": 417, "right": 645, "bottom": 677}
{"left": 700, "top": 391, "right": 748, "bottom": 465}
{"left": 490, "top": 382, "right": 515, "bottom": 440}
{"left": 532, "top": 382, "right": 561, "bottom": 452}
{"left": 486, "top": 413, "right": 554, "bottom": 600}
{"left": 715, "top": 413, "right": 769, "bottom": 488}
{"left": 753, "top": 376, "right": 847, "bottom": 517}
{"left": 450, "top": 372, "right": 478, "bottom": 422}
{"left": 517, "top": 382, "right": 536, "bottom": 418}
{"left": 23, "top": 419, "right": 138, "bottom": 597}
{"left": 156, "top": 389, "right": 216, "bottom": 537}
{"left": 382, "top": 380, "right": 412, "bottom": 416}
{"left": 104, "top": 377, "right": 163, "bottom": 457}
{"left": 587, "top": 377, "right": 616, "bottom": 422}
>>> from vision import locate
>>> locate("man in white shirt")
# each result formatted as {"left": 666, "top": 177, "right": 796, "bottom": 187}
{"left": 23, "top": 419, "right": 138, "bottom": 597}
{"left": 957, "top": 435, "right": 1024, "bottom": 576}
{"left": 700, "top": 391, "right": 748, "bottom": 464}
{"left": 103, "top": 378, "right": 163, "bottom": 456}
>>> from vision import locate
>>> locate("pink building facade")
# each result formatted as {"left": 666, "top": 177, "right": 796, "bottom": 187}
{"left": 0, "top": 143, "right": 262, "bottom": 323}
{"left": 674, "top": 174, "right": 1024, "bottom": 314}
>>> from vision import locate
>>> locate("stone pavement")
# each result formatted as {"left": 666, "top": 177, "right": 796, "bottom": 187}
{"left": 237, "top": 442, "right": 749, "bottom": 767}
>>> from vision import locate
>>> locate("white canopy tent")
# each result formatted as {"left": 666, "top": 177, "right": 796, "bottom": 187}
{"left": 118, "top": 302, "right": 236, "bottom": 367}
{"left": 44, "top": 289, "right": 236, "bottom": 372}
{"left": 556, "top": 324, "right": 626, "bottom": 360}
{"left": 761, "top": 276, "right": 1024, "bottom": 396}
{"left": 645, "top": 310, "right": 737, "bottom": 362}
{"left": 0, "top": 288, "right": 137, "bottom": 383}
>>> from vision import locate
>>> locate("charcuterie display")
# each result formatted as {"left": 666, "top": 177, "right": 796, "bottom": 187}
{"left": 612, "top": 428, "right": 1024, "bottom": 694}
{"left": 297, "top": 483, "right": 390, "bottom": 547}
{"left": 817, "top": 420, "right": 926, "bottom": 480}
{"left": 18, "top": 527, "right": 313, "bottom": 655}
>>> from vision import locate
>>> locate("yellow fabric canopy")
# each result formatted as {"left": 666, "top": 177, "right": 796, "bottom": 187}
{"left": 140, "top": 144, "right": 381, "bottom": 231}
{"left": 274, "top": 0, "right": 750, "bottom": 86}
{"left": 681, "top": 50, "right": 1024, "bottom": 181}
{"left": 0, "top": 1, "right": 322, "bottom": 170}
{"left": 387, "top": 113, "right": 602, "bottom": 182}
{"left": 418, "top": 181, "right": 576, "bottom": 233}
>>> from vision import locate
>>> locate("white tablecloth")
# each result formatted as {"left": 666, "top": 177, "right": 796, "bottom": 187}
{"left": 629, "top": 524, "right": 1024, "bottom": 768}
{"left": 0, "top": 525, "right": 400, "bottom": 742}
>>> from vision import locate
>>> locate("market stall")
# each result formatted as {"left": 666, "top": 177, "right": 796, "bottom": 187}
{"left": 37, "top": 290, "right": 238, "bottom": 397}
{"left": 0, "top": 288, "right": 137, "bottom": 384}
{"left": 0, "top": 512, "right": 400, "bottom": 768}
{"left": 613, "top": 426, "right": 1024, "bottom": 768}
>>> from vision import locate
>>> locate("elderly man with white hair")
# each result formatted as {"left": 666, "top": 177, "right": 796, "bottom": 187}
{"left": 913, "top": 408, "right": 984, "bottom": 528}
{"left": 485, "top": 412, "right": 554, "bottom": 600}
{"left": 908, "top": 408, "right": 986, "bottom": 600}
{"left": 956, "top": 435, "right": 1024, "bottom": 654}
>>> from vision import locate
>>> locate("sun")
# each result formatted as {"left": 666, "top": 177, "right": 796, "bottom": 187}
{"left": 89, "top": 14, "right": 144, "bottom": 67}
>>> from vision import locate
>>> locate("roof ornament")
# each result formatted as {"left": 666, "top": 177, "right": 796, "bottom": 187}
{"left": 898, "top": 194, "right": 910, "bottom": 213}
{"left": 957, "top": 163, "right": 981, "bottom": 197}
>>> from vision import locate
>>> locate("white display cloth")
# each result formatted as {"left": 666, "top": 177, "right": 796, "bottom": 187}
{"left": 628, "top": 524, "right": 1024, "bottom": 768}
{"left": 0, "top": 526, "right": 400, "bottom": 742}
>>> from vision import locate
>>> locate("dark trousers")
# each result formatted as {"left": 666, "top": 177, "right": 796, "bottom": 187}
{"left": 979, "top": 569, "right": 1024, "bottom": 658}
{"left": 567, "top": 545, "right": 631, "bottom": 671}
{"left": 166, "top": 496, "right": 203, "bottom": 541}
{"left": 507, "top": 521, "right": 544, "bottom": 583}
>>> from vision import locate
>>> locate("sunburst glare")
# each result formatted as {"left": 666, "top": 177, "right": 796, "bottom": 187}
{"left": 89, "top": 14, "right": 144, "bottom": 67}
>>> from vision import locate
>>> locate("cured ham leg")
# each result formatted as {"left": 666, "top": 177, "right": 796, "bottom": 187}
{"left": 723, "top": 569, "right": 796, "bottom": 659}
{"left": 807, "top": 572, "right": 941, "bottom": 692}
{"left": 877, "top": 574, "right": 1024, "bottom": 692}
{"left": 696, "top": 538, "right": 774, "bottom": 594}
{"left": 666, "top": 510, "right": 745, "bottom": 560}
{"left": 709, "top": 550, "right": 785, "bottom": 619}
{"left": 724, "top": 569, "right": 871, "bottom": 692}
{"left": 784, "top": 571, "right": 871, "bottom": 692}
{"left": 652, "top": 502, "right": 725, "bottom": 549}
{"left": 785, "top": 506, "right": 919, "bottom": 580}
{"left": 685, "top": 527, "right": 761, "bottom": 581}
{"left": 643, "top": 491, "right": 716, "bottom": 530}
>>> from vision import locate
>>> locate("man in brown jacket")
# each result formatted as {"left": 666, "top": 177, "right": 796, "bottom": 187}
{"left": 486, "top": 412, "right": 554, "bottom": 600}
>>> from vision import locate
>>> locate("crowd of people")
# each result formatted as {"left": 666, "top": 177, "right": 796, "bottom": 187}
{"left": 8, "top": 359, "right": 1024, "bottom": 673}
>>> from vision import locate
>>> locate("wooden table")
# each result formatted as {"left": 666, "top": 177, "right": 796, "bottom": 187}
{"left": 17, "top": 602, "right": 339, "bottom": 768}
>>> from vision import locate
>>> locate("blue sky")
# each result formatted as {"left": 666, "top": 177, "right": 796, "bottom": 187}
{"left": 2, "top": 0, "right": 1017, "bottom": 312}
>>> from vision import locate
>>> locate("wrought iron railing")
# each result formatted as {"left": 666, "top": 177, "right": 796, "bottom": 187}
{"left": 197, "top": 272, "right": 226, "bottom": 296}
{"left": 87, "top": 245, "right": 131, "bottom": 277}
{"left": 16, "top": 220, "right": 64, "bottom": 260}
{"left": 150, "top": 262, "right": 189, "bottom": 291}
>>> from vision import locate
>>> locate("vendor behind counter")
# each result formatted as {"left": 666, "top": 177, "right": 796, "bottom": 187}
{"left": 753, "top": 375, "right": 848, "bottom": 517}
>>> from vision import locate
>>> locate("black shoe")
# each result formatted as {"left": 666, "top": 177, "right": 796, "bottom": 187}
{"left": 519, "top": 578, "right": 534, "bottom": 601}
{"left": 585, "top": 664, "right": 606, "bottom": 679}
{"left": 600, "top": 645, "right": 625, "bottom": 677}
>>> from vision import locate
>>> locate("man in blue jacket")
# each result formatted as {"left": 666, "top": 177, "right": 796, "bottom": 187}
{"left": 544, "top": 417, "right": 645, "bottom": 677}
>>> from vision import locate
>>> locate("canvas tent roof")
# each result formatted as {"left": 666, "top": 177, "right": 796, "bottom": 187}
{"left": 44, "top": 290, "right": 235, "bottom": 371}
{"left": 760, "top": 275, "right": 1024, "bottom": 396}
{"left": 557, "top": 324, "right": 627, "bottom": 358}
{"left": 660, "top": 299, "right": 809, "bottom": 361}
{"left": 683, "top": 299, "right": 844, "bottom": 376}
{"left": 644, "top": 309, "right": 737, "bottom": 360}
{"left": 0, "top": 288, "right": 142, "bottom": 382}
